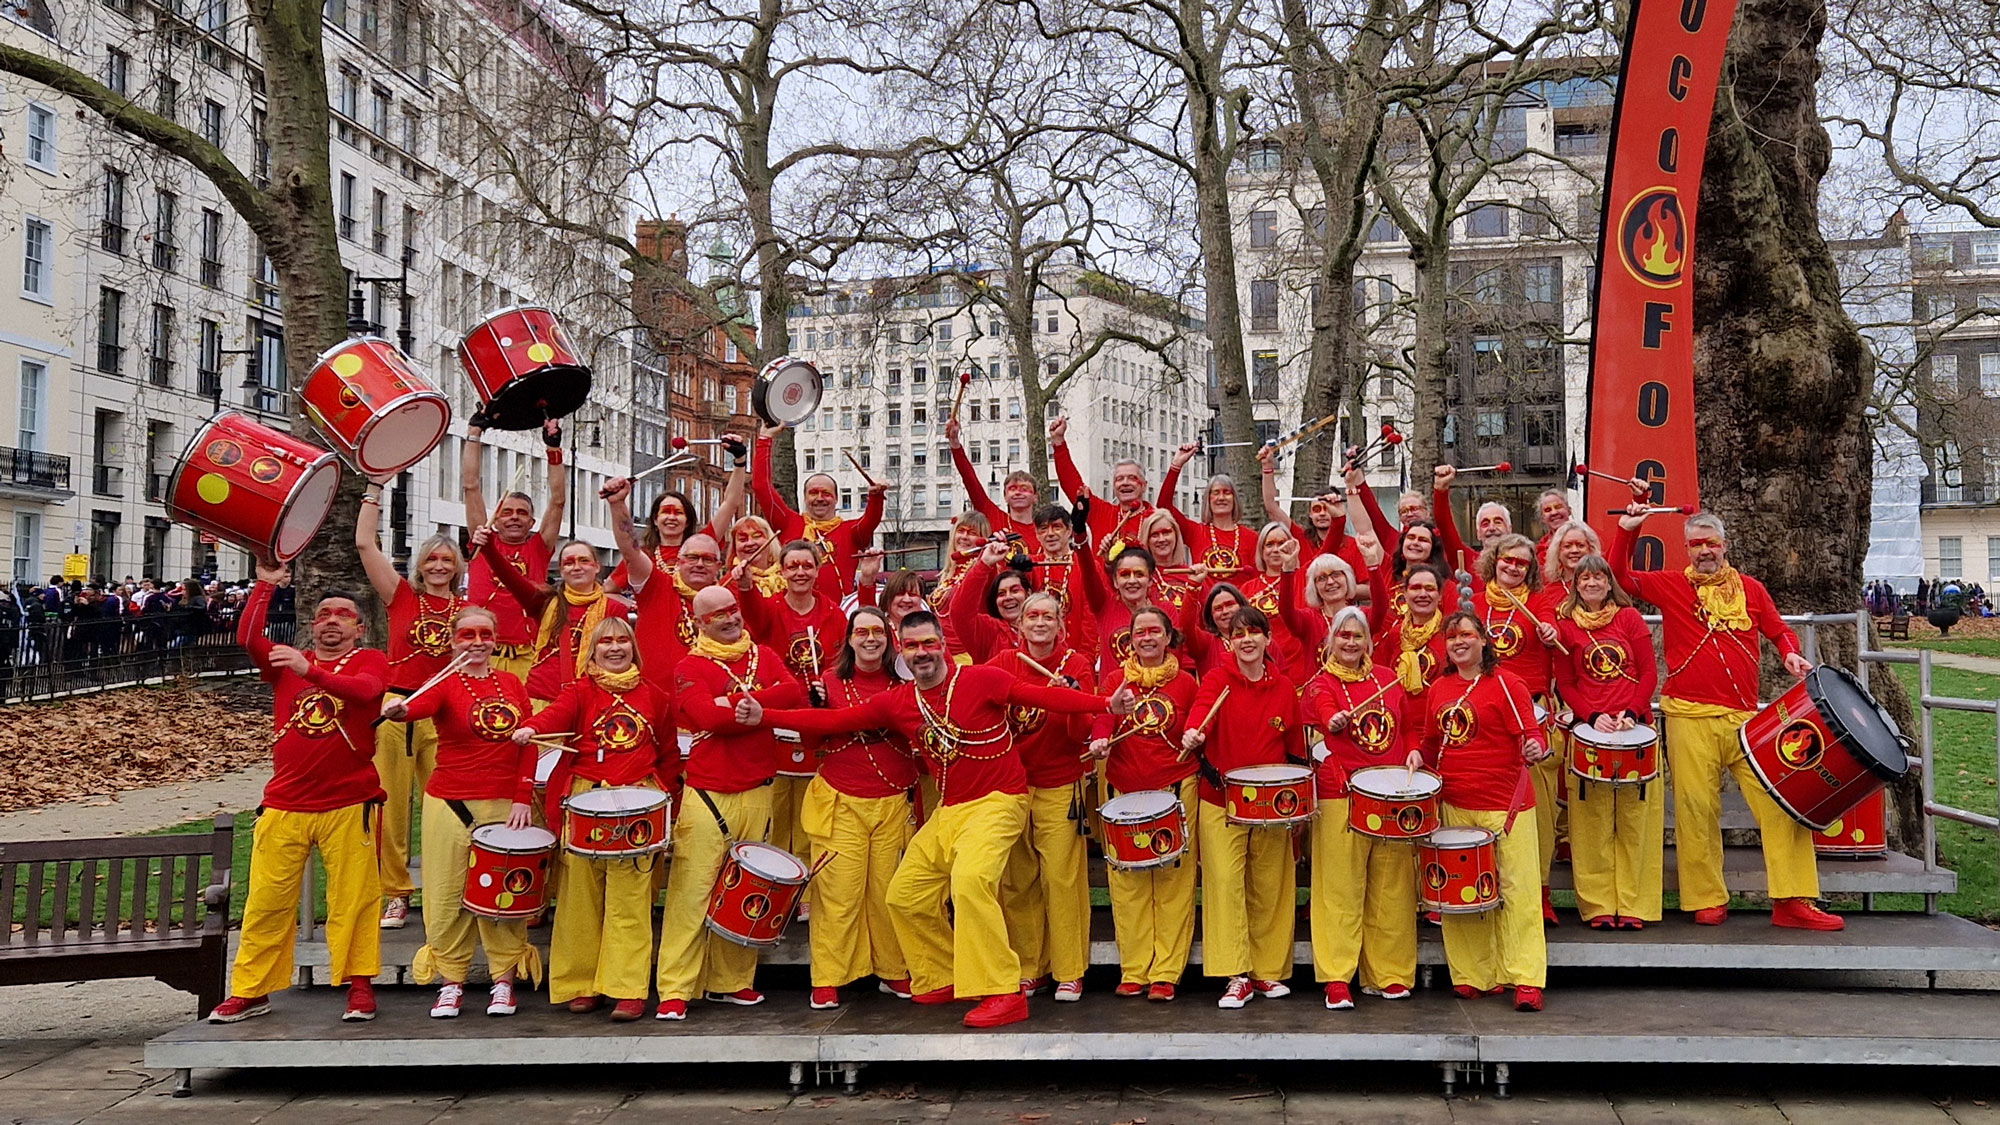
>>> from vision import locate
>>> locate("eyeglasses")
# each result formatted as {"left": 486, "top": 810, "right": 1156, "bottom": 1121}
{"left": 1685, "top": 537, "right": 1723, "bottom": 550}
{"left": 454, "top": 627, "right": 496, "bottom": 642}
{"left": 314, "top": 606, "right": 361, "bottom": 622}
{"left": 1497, "top": 556, "right": 1532, "bottom": 569}
{"left": 680, "top": 552, "right": 720, "bottom": 564}
{"left": 850, "top": 626, "right": 887, "bottom": 640}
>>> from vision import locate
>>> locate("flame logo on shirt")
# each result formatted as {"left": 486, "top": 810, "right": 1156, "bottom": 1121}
{"left": 1130, "top": 695, "right": 1172, "bottom": 734}
{"left": 1250, "top": 586, "right": 1279, "bottom": 614}
{"left": 1487, "top": 620, "right": 1523, "bottom": 658}
{"left": 1009, "top": 704, "right": 1047, "bottom": 737}
{"left": 1204, "top": 546, "right": 1240, "bottom": 573}
{"left": 472, "top": 697, "right": 523, "bottom": 739}
{"left": 411, "top": 617, "right": 451, "bottom": 654}
{"left": 1352, "top": 707, "right": 1396, "bottom": 753}
{"left": 594, "top": 705, "right": 645, "bottom": 753}
{"left": 788, "top": 633, "right": 825, "bottom": 676}
{"left": 1414, "top": 647, "right": 1438, "bottom": 684}
{"left": 1439, "top": 702, "right": 1477, "bottom": 747}
{"left": 291, "top": 690, "right": 342, "bottom": 737}
{"left": 1776, "top": 720, "right": 1824, "bottom": 770}
{"left": 1110, "top": 628, "right": 1136, "bottom": 666}
{"left": 1584, "top": 641, "right": 1627, "bottom": 682}
{"left": 676, "top": 609, "right": 698, "bottom": 646}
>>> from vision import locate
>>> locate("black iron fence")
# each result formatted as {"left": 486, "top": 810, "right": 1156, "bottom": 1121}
{"left": 0, "top": 610, "right": 294, "bottom": 704}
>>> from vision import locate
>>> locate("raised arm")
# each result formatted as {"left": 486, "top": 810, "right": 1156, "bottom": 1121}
{"left": 752, "top": 427, "right": 799, "bottom": 523}
{"left": 478, "top": 529, "right": 552, "bottom": 617}
{"left": 603, "top": 479, "right": 653, "bottom": 591}
{"left": 236, "top": 569, "right": 278, "bottom": 665}
{"left": 1258, "top": 444, "right": 1286, "bottom": 526}
{"left": 354, "top": 475, "right": 403, "bottom": 605}
{"left": 1004, "top": 676, "right": 1116, "bottom": 716}
{"left": 461, "top": 424, "right": 490, "bottom": 530}
{"left": 948, "top": 418, "right": 1004, "bottom": 528}
{"left": 538, "top": 420, "right": 566, "bottom": 552}
{"left": 850, "top": 480, "right": 885, "bottom": 545}
{"left": 711, "top": 434, "right": 748, "bottom": 532}
{"left": 1051, "top": 416, "right": 1087, "bottom": 502}
{"left": 1157, "top": 448, "right": 1191, "bottom": 512}
{"left": 1430, "top": 466, "right": 1469, "bottom": 572}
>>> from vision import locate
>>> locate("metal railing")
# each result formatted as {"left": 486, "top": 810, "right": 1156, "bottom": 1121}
{"left": 0, "top": 447, "right": 70, "bottom": 492}
{"left": 0, "top": 610, "right": 295, "bottom": 704}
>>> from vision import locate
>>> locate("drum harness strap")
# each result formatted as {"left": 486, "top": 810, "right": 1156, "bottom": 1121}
{"left": 693, "top": 787, "right": 733, "bottom": 842}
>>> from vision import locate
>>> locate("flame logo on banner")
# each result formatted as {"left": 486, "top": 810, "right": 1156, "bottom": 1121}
{"left": 1619, "top": 188, "right": 1686, "bottom": 288}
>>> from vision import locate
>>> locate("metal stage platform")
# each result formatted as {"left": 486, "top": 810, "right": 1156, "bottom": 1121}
{"left": 146, "top": 982, "right": 2000, "bottom": 1098}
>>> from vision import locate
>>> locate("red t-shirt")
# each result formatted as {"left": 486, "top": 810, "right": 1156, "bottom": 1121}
{"left": 1088, "top": 666, "right": 1200, "bottom": 793}
{"left": 1301, "top": 664, "right": 1409, "bottom": 798}
{"left": 1410, "top": 669, "right": 1541, "bottom": 812}
{"left": 1156, "top": 463, "right": 1257, "bottom": 581}
{"left": 633, "top": 576, "right": 698, "bottom": 693}
{"left": 817, "top": 666, "right": 920, "bottom": 799}
{"left": 468, "top": 534, "right": 552, "bottom": 647}
{"left": 526, "top": 677, "right": 677, "bottom": 823}
{"left": 1473, "top": 583, "right": 1554, "bottom": 698}
{"left": 953, "top": 442, "right": 1037, "bottom": 541}
{"left": 1551, "top": 606, "right": 1659, "bottom": 725}
{"left": 238, "top": 582, "right": 387, "bottom": 812}
{"left": 989, "top": 646, "right": 1096, "bottom": 789}
{"left": 384, "top": 581, "right": 463, "bottom": 692}
{"left": 675, "top": 645, "right": 806, "bottom": 793}
{"left": 752, "top": 435, "right": 881, "bottom": 598}
{"left": 405, "top": 670, "right": 539, "bottom": 805}
{"left": 1054, "top": 442, "right": 1151, "bottom": 558}
{"left": 1188, "top": 664, "right": 1305, "bottom": 806}
{"left": 1609, "top": 525, "right": 1801, "bottom": 711}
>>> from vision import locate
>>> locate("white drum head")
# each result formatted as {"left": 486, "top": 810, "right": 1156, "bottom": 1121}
{"left": 355, "top": 393, "right": 451, "bottom": 476}
{"left": 1533, "top": 703, "right": 1550, "bottom": 725}
{"left": 567, "top": 786, "right": 667, "bottom": 814}
{"left": 274, "top": 455, "right": 341, "bottom": 561}
{"left": 472, "top": 824, "right": 556, "bottom": 851}
{"left": 1571, "top": 722, "right": 1658, "bottom": 750}
{"left": 1428, "top": 825, "right": 1495, "bottom": 849}
{"left": 755, "top": 357, "right": 822, "bottom": 426}
{"left": 733, "top": 841, "right": 808, "bottom": 882}
{"left": 1227, "top": 764, "right": 1312, "bottom": 786}
{"left": 1102, "top": 791, "right": 1178, "bottom": 822}
{"left": 1350, "top": 765, "right": 1441, "bottom": 799}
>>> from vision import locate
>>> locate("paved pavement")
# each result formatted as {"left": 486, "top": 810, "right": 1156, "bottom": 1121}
{"left": 1927, "top": 651, "right": 2000, "bottom": 679}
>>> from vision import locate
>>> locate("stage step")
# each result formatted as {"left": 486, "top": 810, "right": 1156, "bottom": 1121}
{"left": 147, "top": 983, "right": 2000, "bottom": 1086}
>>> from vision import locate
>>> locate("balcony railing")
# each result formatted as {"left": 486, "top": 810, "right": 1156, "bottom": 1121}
{"left": 0, "top": 447, "right": 71, "bottom": 492}
{"left": 149, "top": 471, "right": 170, "bottom": 503}
{"left": 149, "top": 356, "right": 174, "bottom": 386}
{"left": 97, "top": 343, "right": 125, "bottom": 374}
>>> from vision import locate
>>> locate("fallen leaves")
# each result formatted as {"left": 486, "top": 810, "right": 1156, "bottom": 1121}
{"left": 0, "top": 679, "right": 273, "bottom": 811}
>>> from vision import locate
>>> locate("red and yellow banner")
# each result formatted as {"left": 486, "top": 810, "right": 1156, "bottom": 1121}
{"left": 1582, "top": 0, "right": 1739, "bottom": 570}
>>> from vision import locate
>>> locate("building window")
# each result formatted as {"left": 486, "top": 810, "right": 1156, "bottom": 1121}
{"left": 200, "top": 99, "right": 225, "bottom": 146}
{"left": 101, "top": 167, "right": 128, "bottom": 253}
{"left": 1554, "top": 124, "right": 1605, "bottom": 155}
{"left": 198, "top": 318, "right": 223, "bottom": 396}
{"left": 13, "top": 513, "right": 42, "bottom": 583}
{"left": 336, "top": 67, "right": 360, "bottom": 118}
{"left": 253, "top": 248, "right": 281, "bottom": 309}
{"left": 199, "top": 208, "right": 223, "bottom": 286}
{"left": 1988, "top": 536, "right": 2000, "bottom": 582}
{"left": 1522, "top": 260, "right": 1558, "bottom": 304}
{"left": 1475, "top": 409, "right": 1507, "bottom": 440}
{"left": 1518, "top": 198, "right": 1551, "bottom": 237}
{"left": 1244, "top": 141, "right": 1281, "bottom": 172}
{"left": 152, "top": 189, "right": 179, "bottom": 271}
{"left": 1981, "top": 353, "right": 2000, "bottom": 397}
{"left": 338, "top": 173, "right": 357, "bottom": 240}
{"left": 371, "top": 189, "right": 389, "bottom": 254}
{"left": 105, "top": 47, "right": 129, "bottom": 95}
{"left": 1975, "top": 237, "right": 2000, "bottom": 268}
{"left": 248, "top": 318, "right": 286, "bottom": 411}
{"left": 370, "top": 86, "right": 391, "bottom": 136}
{"left": 97, "top": 287, "right": 125, "bottom": 374}
{"left": 155, "top": 76, "right": 180, "bottom": 120}
{"left": 19, "top": 359, "right": 47, "bottom": 450}
{"left": 1248, "top": 210, "right": 1277, "bottom": 248}
{"left": 401, "top": 109, "right": 421, "bottom": 153}
{"left": 1252, "top": 350, "right": 1279, "bottom": 401}
{"left": 1933, "top": 354, "right": 1959, "bottom": 396}
{"left": 1367, "top": 213, "right": 1397, "bottom": 243}
{"left": 149, "top": 304, "right": 175, "bottom": 386}
{"left": 1045, "top": 313, "right": 1058, "bottom": 333}
{"left": 1465, "top": 201, "right": 1508, "bottom": 239}
{"left": 1939, "top": 536, "right": 1963, "bottom": 580}
{"left": 21, "top": 217, "right": 53, "bottom": 302}
{"left": 1249, "top": 279, "right": 1279, "bottom": 331}
{"left": 25, "top": 103, "right": 56, "bottom": 171}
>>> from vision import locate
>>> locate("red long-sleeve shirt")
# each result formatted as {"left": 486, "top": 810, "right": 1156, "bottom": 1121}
{"left": 952, "top": 441, "right": 1036, "bottom": 540}
{"left": 989, "top": 646, "right": 1096, "bottom": 789}
{"left": 675, "top": 645, "right": 807, "bottom": 793}
{"left": 632, "top": 575, "right": 698, "bottom": 694}
{"left": 816, "top": 667, "right": 920, "bottom": 799}
{"left": 404, "top": 670, "right": 539, "bottom": 805}
{"left": 948, "top": 560, "right": 1018, "bottom": 666}
{"left": 740, "top": 588, "right": 848, "bottom": 686}
{"left": 753, "top": 434, "right": 882, "bottom": 598}
{"left": 1188, "top": 665, "right": 1306, "bottom": 806}
{"left": 468, "top": 533, "right": 552, "bottom": 648}
{"left": 482, "top": 536, "right": 631, "bottom": 701}
{"left": 1409, "top": 669, "right": 1541, "bottom": 812}
{"left": 526, "top": 677, "right": 678, "bottom": 824}
{"left": 1610, "top": 525, "right": 1801, "bottom": 711}
{"left": 383, "top": 581, "right": 462, "bottom": 693}
{"left": 765, "top": 664, "right": 1108, "bottom": 806}
{"left": 1473, "top": 583, "right": 1554, "bottom": 698}
{"left": 1054, "top": 442, "right": 1151, "bottom": 558}
{"left": 1301, "top": 665, "right": 1410, "bottom": 799}
{"left": 238, "top": 581, "right": 387, "bottom": 813}
{"left": 1551, "top": 606, "right": 1659, "bottom": 725}
{"left": 1088, "top": 667, "right": 1200, "bottom": 793}
{"left": 1156, "top": 463, "right": 1257, "bottom": 581}
{"left": 1027, "top": 554, "right": 1100, "bottom": 655}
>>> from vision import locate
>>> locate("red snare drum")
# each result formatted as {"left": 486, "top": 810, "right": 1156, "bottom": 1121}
{"left": 774, "top": 728, "right": 814, "bottom": 778}
{"left": 562, "top": 786, "right": 670, "bottom": 858}
{"left": 1099, "top": 790, "right": 1187, "bottom": 869}
{"left": 1739, "top": 666, "right": 1911, "bottom": 831}
{"left": 456, "top": 306, "right": 592, "bottom": 430}
{"left": 301, "top": 337, "right": 450, "bottom": 475}
{"left": 705, "top": 841, "right": 810, "bottom": 947}
{"left": 1223, "top": 765, "right": 1317, "bottom": 827}
{"left": 166, "top": 412, "right": 341, "bottom": 562}
{"left": 462, "top": 824, "right": 556, "bottom": 919}
{"left": 1814, "top": 788, "right": 1889, "bottom": 859}
{"left": 1347, "top": 766, "right": 1442, "bottom": 840}
{"left": 1568, "top": 722, "right": 1661, "bottom": 785}
{"left": 1419, "top": 825, "right": 1502, "bottom": 914}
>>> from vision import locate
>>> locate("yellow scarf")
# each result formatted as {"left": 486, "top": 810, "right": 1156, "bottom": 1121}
{"left": 1396, "top": 608, "right": 1443, "bottom": 692}
{"left": 539, "top": 584, "right": 608, "bottom": 677}
{"left": 691, "top": 633, "right": 754, "bottom": 662}
{"left": 802, "top": 514, "right": 843, "bottom": 542}
{"left": 1121, "top": 654, "right": 1182, "bottom": 690}
{"left": 1686, "top": 565, "right": 1752, "bottom": 631}
{"left": 745, "top": 562, "right": 785, "bottom": 597}
{"left": 672, "top": 571, "right": 702, "bottom": 600}
{"left": 587, "top": 664, "right": 643, "bottom": 691}
{"left": 1321, "top": 655, "right": 1372, "bottom": 682}
{"left": 1569, "top": 603, "right": 1618, "bottom": 631}
{"left": 1485, "top": 581, "right": 1527, "bottom": 613}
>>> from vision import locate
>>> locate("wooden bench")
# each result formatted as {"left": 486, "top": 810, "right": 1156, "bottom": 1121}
{"left": 1886, "top": 613, "right": 1910, "bottom": 640}
{"left": 0, "top": 816, "right": 235, "bottom": 1012}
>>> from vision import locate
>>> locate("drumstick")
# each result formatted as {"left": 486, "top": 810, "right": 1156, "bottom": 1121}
{"left": 1269, "top": 411, "right": 1343, "bottom": 457}
{"left": 370, "top": 651, "right": 471, "bottom": 726}
{"left": 529, "top": 738, "right": 575, "bottom": 752}
{"left": 805, "top": 626, "right": 823, "bottom": 680}
{"left": 1601, "top": 505, "right": 1696, "bottom": 516}
{"left": 1178, "top": 686, "right": 1231, "bottom": 762}
{"left": 1572, "top": 462, "right": 1637, "bottom": 486}
{"left": 1495, "top": 587, "right": 1572, "bottom": 656}
{"left": 1014, "top": 652, "right": 1062, "bottom": 682}
{"left": 604, "top": 453, "right": 698, "bottom": 496}
{"left": 1456, "top": 461, "right": 1513, "bottom": 474}
{"left": 842, "top": 450, "right": 881, "bottom": 488}
{"left": 950, "top": 369, "right": 972, "bottom": 419}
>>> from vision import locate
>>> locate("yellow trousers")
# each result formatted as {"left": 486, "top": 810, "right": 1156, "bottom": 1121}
{"left": 372, "top": 698, "right": 437, "bottom": 899}
{"left": 1104, "top": 777, "right": 1199, "bottom": 987}
{"left": 492, "top": 647, "right": 534, "bottom": 683}
{"left": 1000, "top": 782, "right": 1093, "bottom": 983}
{"left": 799, "top": 778, "right": 911, "bottom": 989}
{"left": 1568, "top": 776, "right": 1666, "bottom": 922}
{"left": 1309, "top": 799, "right": 1418, "bottom": 989}
{"left": 229, "top": 805, "right": 381, "bottom": 997}
{"left": 1665, "top": 708, "right": 1821, "bottom": 909}
{"left": 769, "top": 773, "right": 811, "bottom": 858}
{"left": 1196, "top": 801, "right": 1297, "bottom": 981}
{"left": 1531, "top": 732, "right": 1565, "bottom": 882}
{"left": 887, "top": 789, "right": 1029, "bottom": 999}
{"left": 654, "top": 785, "right": 772, "bottom": 1001}
{"left": 548, "top": 778, "right": 662, "bottom": 1003}
{"left": 1437, "top": 804, "right": 1546, "bottom": 991}
{"left": 412, "top": 795, "right": 542, "bottom": 986}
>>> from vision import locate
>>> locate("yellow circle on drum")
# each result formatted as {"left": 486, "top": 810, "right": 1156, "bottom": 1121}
{"left": 1132, "top": 831, "right": 1151, "bottom": 848}
{"left": 1623, "top": 769, "right": 1640, "bottom": 781}
{"left": 496, "top": 892, "right": 514, "bottom": 908}
{"left": 1460, "top": 886, "right": 1478, "bottom": 903}
{"left": 1826, "top": 818, "right": 1844, "bottom": 836}
{"left": 1366, "top": 813, "right": 1384, "bottom": 831}
{"left": 1852, "top": 828, "right": 1867, "bottom": 843}
{"left": 195, "top": 473, "right": 231, "bottom": 504}
{"left": 527, "top": 342, "right": 555, "bottom": 363}
{"left": 1241, "top": 787, "right": 1259, "bottom": 800}
{"left": 331, "top": 352, "right": 366, "bottom": 377}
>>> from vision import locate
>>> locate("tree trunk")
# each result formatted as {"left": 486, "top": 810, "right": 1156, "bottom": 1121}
{"left": 1406, "top": 239, "right": 1452, "bottom": 479}
{"left": 1694, "top": 0, "right": 1921, "bottom": 850}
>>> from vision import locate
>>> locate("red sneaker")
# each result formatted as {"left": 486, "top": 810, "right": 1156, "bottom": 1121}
{"left": 1453, "top": 984, "right": 1504, "bottom": 999}
{"left": 1020, "top": 975, "right": 1053, "bottom": 997}
{"left": 567, "top": 995, "right": 602, "bottom": 1014}
{"left": 1250, "top": 978, "right": 1291, "bottom": 999}
{"left": 1217, "top": 977, "right": 1253, "bottom": 1009}
{"left": 1323, "top": 981, "right": 1353, "bottom": 1010}
{"left": 610, "top": 999, "right": 646, "bottom": 1022}
{"left": 912, "top": 985, "right": 957, "bottom": 1005}
{"left": 878, "top": 978, "right": 913, "bottom": 999}
{"left": 208, "top": 995, "right": 269, "bottom": 1024}
{"left": 1772, "top": 898, "right": 1845, "bottom": 931}
{"left": 1619, "top": 917, "right": 1646, "bottom": 931}
{"left": 1542, "top": 888, "right": 1559, "bottom": 926}
{"left": 655, "top": 998, "right": 687, "bottom": 1021}
{"left": 1364, "top": 983, "right": 1412, "bottom": 1000}
{"left": 1147, "top": 982, "right": 1177, "bottom": 1003}
{"left": 1586, "top": 915, "right": 1614, "bottom": 930}
{"left": 342, "top": 978, "right": 376, "bottom": 1023}
{"left": 1114, "top": 981, "right": 1145, "bottom": 998}
{"left": 809, "top": 987, "right": 841, "bottom": 1010}
{"left": 1693, "top": 906, "right": 1728, "bottom": 926}
{"left": 1513, "top": 985, "right": 1544, "bottom": 1012}
{"left": 703, "top": 988, "right": 765, "bottom": 1006}
{"left": 964, "top": 992, "right": 1029, "bottom": 1028}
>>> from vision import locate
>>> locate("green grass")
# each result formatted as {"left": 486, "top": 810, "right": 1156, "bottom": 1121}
{"left": 1889, "top": 637, "right": 2000, "bottom": 661}
{"left": 1886, "top": 664, "right": 2000, "bottom": 922}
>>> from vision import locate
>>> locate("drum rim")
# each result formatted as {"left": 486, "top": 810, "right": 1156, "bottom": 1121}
{"left": 1567, "top": 721, "right": 1659, "bottom": 748}
{"left": 752, "top": 355, "right": 823, "bottom": 426}
{"left": 1101, "top": 790, "right": 1181, "bottom": 819}
{"left": 1224, "top": 764, "right": 1314, "bottom": 783}
{"left": 1348, "top": 765, "right": 1443, "bottom": 797}
{"left": 162, "top": 412, "right": 223, "bottom": 523}
{"left": 470, "top": 823, "right": 558, "bottom": 851}
{"left": 457, "top": 303, "right": 562, "bottom": 342}
{"left": 348, "top": 390, "right": 453, "bottom": 476}
{"left": 1425, "top": 825, "right": 1498, "bottom": 847}
{"left": 271, "top": 453, "right": 342, "bottom": 562}
{"left": 1805, "top": 665, "right": 1911, "bottom": 780}
{"left": 730, "top": 840, "right": 810, "bottom": 882}
{"left": 563, "top": 786, "right": 669, "bottom": 814}
{"left": 307, "top": 333, "right": 405, "bottom": 371}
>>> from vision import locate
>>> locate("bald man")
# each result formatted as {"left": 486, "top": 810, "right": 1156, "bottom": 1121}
{"left": 753, "top": 425, "right": 887, "bottom": 598}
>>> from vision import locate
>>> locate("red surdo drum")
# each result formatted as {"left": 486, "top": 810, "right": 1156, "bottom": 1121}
{"left": 1346, "top": 766, "right": 1442, "bottom": 840}
{"left": 1223, "top": 765, "right": 1318, "bottom": 827}
{"left": 301, "top": 336, "right": 450, "bottom": 475}
{"left": 456, "top": 305, "right": 592, "bottom": 430}
{"left": 1739, "top": 665, "right": 1911, "bottom": 832}
{"left": 1418, "top": 825, "right": 1502, "bottom": 914}
{"left": 1099, "top": 790, "right": 1188, "bottom": 869}
{"left": 462, "top": 824, "right": 557, "bottom": 919}
{"left": 166, "top": 412, "right": 341, "bottom": 562}
{"left": 1813, "top": 789, "right": 1889, "bottom": 859}
{"left": 705, "top": 841, "right": 810, "bottom": 947}
{"left": 1568, "top": 722, "right": 1661, "bottom": 786}
{"left": 562, "top": 786, "right": 670, "bottom": 858}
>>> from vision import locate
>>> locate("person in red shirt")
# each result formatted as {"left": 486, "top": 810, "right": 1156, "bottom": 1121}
{"left": 1180, "top": 605, "right": 1305, "bottom": 1010}
{"left": 1473, "top": 533, "right": 1561, "bottom": 922}
{"left": 462, "top": 419, "right": 566, "bottom": 681}
{"left": 752, "top": 424, "right": 887, "bottom": 598}
{"left": 476, "top": 526, "right": 629, "bottom": 704}
{"left": 1430, "top": 464, "right": 1513, "bottom": 573}
{"left": 602, "top": 435, "right": 746, "bottom": 593}
{"left": 1086, "top": 606, "right": 1200, "bottom": 1001}
{"left": 511, "top": 618, "right": 674, "bottom": 1020}
{"left": 1281, "top": 552, "right": 1361, "bottom": 662}
{"left": 1228, "top": 525, "right": 1310, "bottom": 683}
{"left": 1537, "top": 520, "right": 1602, "bottom": 610}
{"left": 744, "top": 610, "right": 1132, "bottom": 1029}
{"left": 739, "top": 540, "right": 850, "bottom": 859}
{"left": 1077, "top": 543, "right": 1168, "bottom": 677}
{"left": 652, "top": 584, "right": 806, "bottom": 1021}
{"left": 1371, "top": 562, "right": 1452, "bottom": 691}
{"left": 948, "top": 416, "right": 1039, "bottom": 539}
{"left": 208, "top": 563, "right": 387, "bottom": 1027}
{"left": 1028, "top": 503, "right": 1099, "bottom": 654}
{"left": 1300, "top": 606, "right": 1418, "bottom": 1011}
{"left": 946, "top": 548, "right": 1034, "bottom": 665}
{"left": 797, "top": 607, "right": 917, "bottom": 1010}
{"left": 991, "top": 591, "right": 1097, "bottom": 1002}
{"left": 607, "top": 477, "right": 722, "bottom": 692}
{"left": 1543, "top": 556, "right": 1662, "bottom": 930}
{"left": 1535, "top": 487, "right": 1575, "bottom": 564}
{"left": 927, "top": 512, "right": 992, "bottom": 654}
{"left": 1159, "top": 444, "right": 1256, "bottom": 582}
{"left": 1409, "top": 612, "right": 1549, "bottom": 1012}
{"left": 1611, "top": 504, "right": 1839, "bottom": 931}
{"left": 1051, "top": 415, "right": 1152, "bottom": 558}
{"left": 380, "top": 606, "right": 542, "bottom": 1020}
{"left": 356, "top": 476, "right": 464, "bottom": 931}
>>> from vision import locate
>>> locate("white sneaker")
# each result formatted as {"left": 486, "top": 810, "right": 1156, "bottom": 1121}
{"left": 1218, "top": 976, "right": 1253, "bottom": 1010}
{"left": 486, "top": 980, "right": 517, "bottom": 1016}
{"left": 379, "top": 896, "right": 409, "bottom": 929}
{"left": 1053, "top": 979, "right": 1083, "bottom": 1003}
{"left": 430, "top": 982, "right": 464, "bottom": 1019}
